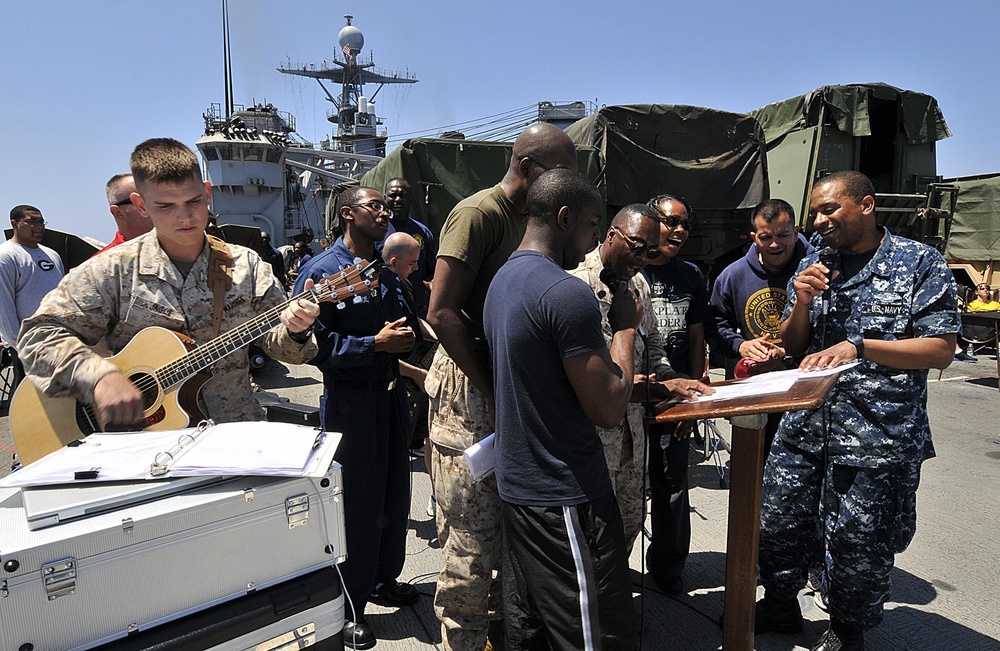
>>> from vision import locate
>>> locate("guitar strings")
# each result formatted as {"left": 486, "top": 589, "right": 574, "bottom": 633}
{"left": 120, "top": 262, "right": 378, "bottom": 403}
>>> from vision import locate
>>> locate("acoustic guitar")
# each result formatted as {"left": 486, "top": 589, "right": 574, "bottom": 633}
{"left": 11, "top": 260, "right": 379, "bottom": 465}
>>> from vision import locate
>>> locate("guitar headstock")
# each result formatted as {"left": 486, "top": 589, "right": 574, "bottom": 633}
{"left": 310, "top": 259, "right": 381, "bottom": 304}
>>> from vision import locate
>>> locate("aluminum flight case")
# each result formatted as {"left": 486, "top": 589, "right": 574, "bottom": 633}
{"left": 94, "top": 566, "right": 344, "bottom": 651}
{"left": 0, "top": 465, "right": 346, "bottom": 651}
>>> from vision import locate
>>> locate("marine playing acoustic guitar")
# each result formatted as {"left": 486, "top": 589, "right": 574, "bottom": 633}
{"left": 11, "top": 260, "right": 379, "bottom": 465}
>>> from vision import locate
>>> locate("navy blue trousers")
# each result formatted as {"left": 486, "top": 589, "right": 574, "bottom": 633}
{"left": 322, "top": 384, "right": 410, "bottom": 621}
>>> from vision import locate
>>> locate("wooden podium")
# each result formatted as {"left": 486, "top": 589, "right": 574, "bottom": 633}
{"left": 653, "top": 372, "right": 840, "bottom": 651}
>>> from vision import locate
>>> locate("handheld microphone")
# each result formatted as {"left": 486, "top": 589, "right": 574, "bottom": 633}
{"left": 600, "top": 267, "right": 646, "bottom": 339}
{"left": 817, "top": 246, "right": 837, "bottom": 316}
{"left": 599, "top": 267, "right": 621, "bottom": 296}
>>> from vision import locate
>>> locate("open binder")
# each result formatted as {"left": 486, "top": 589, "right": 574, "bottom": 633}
{"left": 0, "top": 421, "right": 342, "bottom": 488}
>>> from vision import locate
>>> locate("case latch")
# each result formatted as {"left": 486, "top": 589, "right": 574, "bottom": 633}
{"left": 285, "top": 494, "right": 309, "bottom": 529}
{"left": 42, "top": 557, "right": 77, "bottom": 600}
{"left": 254, "top": 622, "right": 316, "bottom": 650}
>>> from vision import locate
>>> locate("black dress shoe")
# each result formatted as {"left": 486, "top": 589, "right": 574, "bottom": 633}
{"left": 754, "top": 596, "right": 803, "bottom": 634}
{"left": 654, "top": 575, "right": 684, "bottom": 594}
{"left": 810, "top": 623, "right": 865, "bottom": 651}
{"left": 343, "top": 620, "right": 377, "bottom": 650}
{"left": 369, "top": 580, "right": 419, "bottom": 607}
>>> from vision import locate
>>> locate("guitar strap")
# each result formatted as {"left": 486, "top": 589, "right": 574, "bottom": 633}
{"left": 206, "top": 235, "right": 234, "bottom": 337}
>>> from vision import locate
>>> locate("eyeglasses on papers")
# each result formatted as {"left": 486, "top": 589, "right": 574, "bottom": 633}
{"left": 611, "top": 226, "right": 661, "bottom": 260}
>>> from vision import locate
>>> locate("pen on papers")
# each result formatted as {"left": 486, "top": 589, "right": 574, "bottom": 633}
{"left": 74, "top": 468, "right": 100, "bottom": 480}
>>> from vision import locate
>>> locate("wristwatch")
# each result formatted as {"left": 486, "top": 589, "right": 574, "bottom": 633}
{"left": 288, "top": 325, "right": 314, "bottom": 343}
{"left": 847, "top": 334, "right": 864, "bottom": 360}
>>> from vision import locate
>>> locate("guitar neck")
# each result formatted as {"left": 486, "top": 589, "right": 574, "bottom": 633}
{"left": 154, "top": 260, "right": 378, "bottom": 389}
{"left": 154, "top": 290, "right": 310, "bottom": 388}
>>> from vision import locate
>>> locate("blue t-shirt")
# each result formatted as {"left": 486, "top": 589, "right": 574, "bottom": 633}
{"left": 484, "top": 250, "right": 613, "bottom": 506}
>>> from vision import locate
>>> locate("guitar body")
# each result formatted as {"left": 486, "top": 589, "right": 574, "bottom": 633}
{"left": 11, "top": 327, "right": 208, "bottom": 465}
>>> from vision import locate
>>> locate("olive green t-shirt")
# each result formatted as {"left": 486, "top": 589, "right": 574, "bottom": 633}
{"left": 436, "top": 185, "right": 522, "bottom": 335}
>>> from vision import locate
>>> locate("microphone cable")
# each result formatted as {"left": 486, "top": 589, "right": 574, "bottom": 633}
{"left": 816, "top": 247, "right": 838, "bottom": 599}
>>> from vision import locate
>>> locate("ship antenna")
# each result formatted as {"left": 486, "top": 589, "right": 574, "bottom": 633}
{"left": 222, "top": 0, "right": 234, "bottom": 119}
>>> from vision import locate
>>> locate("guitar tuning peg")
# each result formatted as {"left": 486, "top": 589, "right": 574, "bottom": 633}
{"left": 352, "top": 257, "right": 362, "bottom": 264}
{"left": 336, "top": 302, "right": 347, "bottom": 310}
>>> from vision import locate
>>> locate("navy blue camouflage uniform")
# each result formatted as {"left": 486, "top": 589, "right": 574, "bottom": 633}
{"left": 759, "top": 229, "right": 959, "bottom": 629}
{"left": 294, "top": 238, "right": 413, "bottom": 622}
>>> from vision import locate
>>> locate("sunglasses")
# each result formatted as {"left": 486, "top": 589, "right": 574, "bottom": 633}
{"left": 611, "top": 226, "right": 661, "bottom": 260}
{"left": 655, "top": 214, "right": 691, "bottom": 230}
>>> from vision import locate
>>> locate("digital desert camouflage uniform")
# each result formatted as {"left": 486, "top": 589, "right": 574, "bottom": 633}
{"left": 569, "top": 245, "right": 673, "bottom": 549}
{"left": 759, "top": 229, "right": 959, "bottom": 629}
{"left": 19, "top": 231, "right": 317, "bottom": 420}
{"left": 425, "top": 345, "right": 502, "bottom": 651}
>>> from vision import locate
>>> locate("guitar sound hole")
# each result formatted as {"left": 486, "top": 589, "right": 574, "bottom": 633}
{"left": 128, "top": 373, "right": 161, "bottom": 410}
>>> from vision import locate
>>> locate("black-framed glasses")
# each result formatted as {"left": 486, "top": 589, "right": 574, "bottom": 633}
{"left": 655, "top": 214, "right": 691, "bottom": 230}
{"left": 350, "top": 200, "right": 390, "bottom": 214}
{"left": 19, "top": 218, "right": 45, "bottom": 226}
{"left": 611, "top": 226, "right": 661, "bottom": 260}
{"left": 113, "top": 198, "right": 133, "bottom": 207}
{"left": 977, "top": 285, "right": 990, "bottom": 291}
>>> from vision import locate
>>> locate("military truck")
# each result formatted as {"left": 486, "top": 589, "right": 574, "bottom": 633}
{"left": 358, "top": 137, "right": 603, "bottom": 237}
{"left": 356, "top": 104, "right": 768, "bottom": 278}
{"left": 942, "top": 172, "right": 1000, "bottom": 289}
{"left": 565, "top": 104, "right": 768, "bottom": 274}
{"left": 750, "top": 83, "right": 958, "bottom": 252}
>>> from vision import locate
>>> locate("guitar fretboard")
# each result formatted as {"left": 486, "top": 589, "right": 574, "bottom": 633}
{"left": 154, "top": 262, "right": 376, "bottom": 389}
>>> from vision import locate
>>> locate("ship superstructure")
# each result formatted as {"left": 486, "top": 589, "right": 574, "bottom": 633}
{"left": 196, "top": 10, "right": 416, "bottom": 247}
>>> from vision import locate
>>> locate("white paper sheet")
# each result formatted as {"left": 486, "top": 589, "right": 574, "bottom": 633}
{"left": 0, "top": 422, "right": 340, "bottom": 488}
{"left": 463, "top": 433, "right": 496, "bottom": 482}
{"left": 669, "top": 361, "right": 861, "bottom": 404}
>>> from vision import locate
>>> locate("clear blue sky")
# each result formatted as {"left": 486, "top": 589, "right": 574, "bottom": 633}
{"left": 2, "top": 0, "right": 996, "bottom": 242}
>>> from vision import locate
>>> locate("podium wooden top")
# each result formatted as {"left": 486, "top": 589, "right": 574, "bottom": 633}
{"left": 653, "top": 373, "right": 840, "bottom": 423}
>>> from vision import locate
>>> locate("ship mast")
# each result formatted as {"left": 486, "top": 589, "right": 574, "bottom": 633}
{"left": 278, "top": 14, "right": 417, "bottom": 157}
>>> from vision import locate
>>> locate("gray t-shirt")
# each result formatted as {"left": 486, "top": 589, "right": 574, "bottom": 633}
{"left": 0, "top": 240, "right": 63, "bottom": 348}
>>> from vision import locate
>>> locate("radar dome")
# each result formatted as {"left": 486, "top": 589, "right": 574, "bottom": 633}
{"left": 338, "top": 15, "right": 364, "bottom": 56}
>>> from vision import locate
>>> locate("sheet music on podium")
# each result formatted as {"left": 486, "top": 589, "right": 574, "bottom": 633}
{"left": 0, "top": 421, "right": 342, "bottom": 488}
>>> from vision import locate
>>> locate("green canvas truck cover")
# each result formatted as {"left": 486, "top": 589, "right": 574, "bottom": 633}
{"left": 945, "top": 173, "right": 1000, "bottom": 261}
{"left": 750, "top": 83, "right": 951, "bottom": 146}
{"left": 564, "top": 104, "right": 767, "bottom": 211}
{"left": 358, "top": 137, "right": 602, "bottom": 237}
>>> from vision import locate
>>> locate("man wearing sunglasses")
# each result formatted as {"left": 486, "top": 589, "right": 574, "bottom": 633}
{"left": 1, "top": 205, "right": 64, "bottom": 388}
{"left": 294, "top": 186, "right": 416, "bottom": 649}
{"left": 94, "top": 173, "right": 152, "bottom": 255}
{"left": 640, "top": 193, "right": 706, "bottom": 595}
{"left": 569, "top": 203, "right": 708, "bottom": 552}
